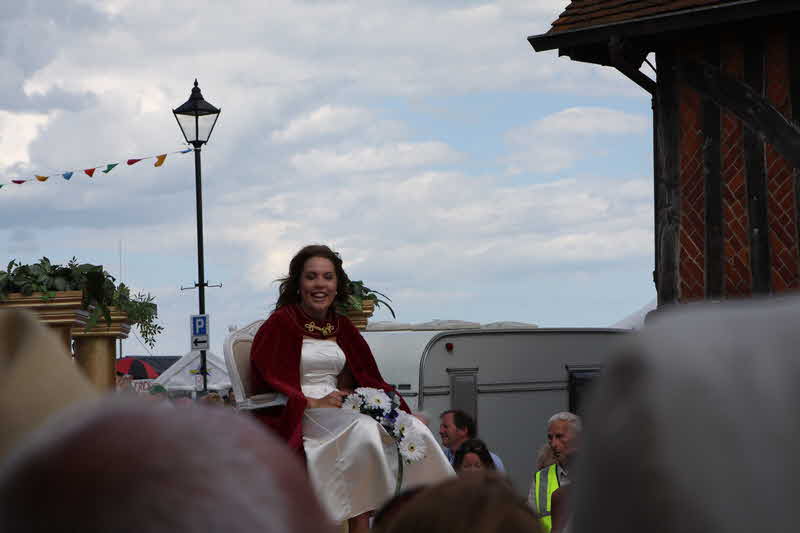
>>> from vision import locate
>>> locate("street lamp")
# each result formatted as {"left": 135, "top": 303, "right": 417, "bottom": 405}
{"left": 173, "top": 79, "right": 221, "bottom": 393}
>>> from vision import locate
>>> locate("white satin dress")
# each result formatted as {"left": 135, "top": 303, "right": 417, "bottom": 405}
{"left": 300, "top": 337, "right": 455, "bottom": 522}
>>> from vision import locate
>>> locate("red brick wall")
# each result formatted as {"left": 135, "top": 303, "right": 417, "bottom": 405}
{"left": 720, "top": 37, "right": 751, "bottom": 297}
{"left": 673, "top": 31, "right": 799, "bottom": 302}
{"left": 764, "top": 29, "right": 800, "bottom": 291}
{"left": 678, "top": 48, "right": 706, "bottom": 301}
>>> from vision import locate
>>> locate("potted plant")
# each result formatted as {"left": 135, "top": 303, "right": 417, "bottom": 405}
{"left": 0, "top": 257, "right": 163, "bottom": 347}
{"left": 337, "top": 280, "right": 395, "bottom": 330}
{"left": 0, "top": 257, "right": 164, "bottom": 389}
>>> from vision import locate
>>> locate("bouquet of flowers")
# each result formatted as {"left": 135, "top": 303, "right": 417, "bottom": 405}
{"left": 342, "top": 387, "right": 426, "bottom": 465}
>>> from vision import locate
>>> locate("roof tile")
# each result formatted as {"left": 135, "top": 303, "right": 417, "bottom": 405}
{"left": 548, "top": 0, "right": 735, "bottom": 34}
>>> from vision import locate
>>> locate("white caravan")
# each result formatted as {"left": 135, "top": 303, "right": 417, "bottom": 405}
{"left": 362, "top": 321, "right": 628, "bottom": 494}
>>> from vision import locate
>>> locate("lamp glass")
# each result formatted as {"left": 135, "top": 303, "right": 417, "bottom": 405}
{"left": 196, "top": 112, "right": 219, "bottom": 144}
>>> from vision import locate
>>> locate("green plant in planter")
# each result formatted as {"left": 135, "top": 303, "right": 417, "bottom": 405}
{"left": 336, "top": 280, "right": 396, "bottom": 319}
{"left": 0, "top": 257, "right": 164, "bottom": 348}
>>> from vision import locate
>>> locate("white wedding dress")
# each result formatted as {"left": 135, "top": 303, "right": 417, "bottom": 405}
{"left": 300, "top": 337, "right": 455, "bottom": 522}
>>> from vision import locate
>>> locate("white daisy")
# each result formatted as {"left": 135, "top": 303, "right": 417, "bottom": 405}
{"left": 342, "top": 393, "right": 363, "bottom": 412}
{"left": 393, "top": 412, "right": 415, "bottom": 439}
{"left": 363, "top": 389, "right": 392, "bottom": 413}
{"left": 398, "top": 434, "right": 426, "bottom": 463}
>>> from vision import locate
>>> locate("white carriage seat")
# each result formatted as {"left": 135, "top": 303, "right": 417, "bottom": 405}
{"left": 223, "top": 319, "right": 288, "bottom": 411}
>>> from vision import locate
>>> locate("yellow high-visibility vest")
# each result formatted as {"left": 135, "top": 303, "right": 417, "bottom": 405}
{"left": 530, "top": 463, "right": 559, "bottom": 533}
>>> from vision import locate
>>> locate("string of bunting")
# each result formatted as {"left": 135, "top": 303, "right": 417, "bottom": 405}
{"left": 2, "top": 147, "right": 193, "bottom": 190}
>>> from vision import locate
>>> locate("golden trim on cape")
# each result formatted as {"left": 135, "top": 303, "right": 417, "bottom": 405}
{"left": 304, "top": 321, "right": 335, "bottom": 336}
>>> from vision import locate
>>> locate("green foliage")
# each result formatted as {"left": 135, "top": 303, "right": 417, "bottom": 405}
{"left": 337, "top": 280, "right": 396, "bottom": 319}
{"left": 0, "top": 257, "right": 163, "bottom": 347}
{"left": 112, "top": 283, "right": 164, "bottom": 349}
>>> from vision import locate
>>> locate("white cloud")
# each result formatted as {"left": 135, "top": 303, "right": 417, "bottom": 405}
{"left": 506, "top": 107, "right": 650, "bottom": 174}
{"left": 272, "top": 105, "right": 372, "bottom": 143}
{"left": 517, "top": 107, "right": 649, "bottom": 137}
{"left": 213, "top": 169, "right": 653, "bottom": 292}
{"left": 0, "top": 111, "right": 52, "bottom": 169}
{"left": 290, "top": 142, "right": 462, "bottom": 176}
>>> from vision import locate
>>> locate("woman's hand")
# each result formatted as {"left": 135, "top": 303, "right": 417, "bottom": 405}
{"left": 307, "top": 390, "right": 349, "bottom": 409}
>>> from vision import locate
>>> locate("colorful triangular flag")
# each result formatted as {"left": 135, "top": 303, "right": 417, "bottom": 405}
{"left": 35, "top": 175, "right": 49, "bottom": 182}
{"left": 154, "top": 154, "right": 167, "bottom": 167}
{"left": 102, "top": 163, "right": 119, "bottom": 174}
{"left": 127, "top": 158, "right": 142, "bottom": 165}
{"left": 85, "top": 168, "right": 96, "bottom": 177}
{"left": 62, "top": 172, "right": 73, "bottom": 180}
{"left": 12, "top": 179, "right": 26, "bottom": 184}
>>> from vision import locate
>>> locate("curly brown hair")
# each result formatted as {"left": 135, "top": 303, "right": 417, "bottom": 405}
{"left": 274, "top": 244, "right": 352, "bottom": 312}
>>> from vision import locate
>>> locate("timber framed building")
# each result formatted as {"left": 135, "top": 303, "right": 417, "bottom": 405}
{"left": 530, "top": 0, "right": 800, "bottom": 305}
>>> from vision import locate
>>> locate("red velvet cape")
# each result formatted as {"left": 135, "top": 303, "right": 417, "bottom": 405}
{"left": 250, "top": 304, "right": 410, "bottom": 454}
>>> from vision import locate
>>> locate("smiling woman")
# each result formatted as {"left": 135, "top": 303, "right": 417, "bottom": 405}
{"left": 249, "top": 244, "right": 454, "bottom": 533}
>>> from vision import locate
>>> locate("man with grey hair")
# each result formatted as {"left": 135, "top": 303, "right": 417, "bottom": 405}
{"left": 0, "top": 397, "right": 336, "bottom": 533}
{"left": 528, "top": 411, "right": 581, "bottom": 533}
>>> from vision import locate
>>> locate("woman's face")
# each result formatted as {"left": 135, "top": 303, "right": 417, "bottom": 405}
{"left": 299, "top": 256, "right": 338, "bottom": 320}
{"left": 460, "top": 452, "right": 485, "bottom": 472}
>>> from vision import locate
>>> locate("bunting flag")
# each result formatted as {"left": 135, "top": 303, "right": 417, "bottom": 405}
{"left": 3, "top": 147, "right": 193, "bottom": 190}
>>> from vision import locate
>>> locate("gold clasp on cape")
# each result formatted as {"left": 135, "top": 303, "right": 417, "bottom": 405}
{"left": 305, "top": 322, "right": 334, "bottom": 336}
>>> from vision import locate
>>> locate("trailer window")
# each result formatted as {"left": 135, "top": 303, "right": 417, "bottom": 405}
{"left": 566, "top": 365, "right": 602, "bottom": 416}
{"left": 447, "top": 367, "right": 478, "bottom": 421}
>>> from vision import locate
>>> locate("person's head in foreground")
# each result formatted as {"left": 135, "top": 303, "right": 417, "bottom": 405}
{"left": 374, "top": 472, "right": 539, "bottom": 533}
{"left": 0, "top": 397, "right": 335, "bottom": 533}
{"left": 453, "top": 438, "right": 496, "bottom": 474}
{"left": 275, "top": 244, "right": 351, "bottom": 320}
{"left": 572, "top": 297, "right": 800, "bottom": 533}
{"left": 546, "top": 411, "right": 581, "bottom": 468}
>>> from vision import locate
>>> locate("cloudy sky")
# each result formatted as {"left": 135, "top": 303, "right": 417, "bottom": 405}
{"left": 1, "top": 0, "right": 656, "bottom": 357}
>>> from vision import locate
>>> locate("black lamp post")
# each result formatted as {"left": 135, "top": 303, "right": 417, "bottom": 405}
{"left": 173, "top": 79, "right": 221, "bottom": 393}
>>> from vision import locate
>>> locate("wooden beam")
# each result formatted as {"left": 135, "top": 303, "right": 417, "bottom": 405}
{"left": 703, "top": 42, "right": 723, "bottom": 299}
{"left": 609, "top": 35, "right": 656, "bottom": 95}
{"left": 652, "top": 94, "right": 659, "bottom": 292}
{"left": 791, "top": 31, "right": 800, "bottom": 277}
{"left": 654, "top": 48, "right": 680, "bottom": 306}
{"left": 743, "top": 36, "right": 771, "bottom": 294}
{"left": 676, "top": 56, "right": 800, "bottom": 171}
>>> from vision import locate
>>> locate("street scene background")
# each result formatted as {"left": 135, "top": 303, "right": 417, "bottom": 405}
{"left": 0, "top": 0, "right": 655, "bottom": 356}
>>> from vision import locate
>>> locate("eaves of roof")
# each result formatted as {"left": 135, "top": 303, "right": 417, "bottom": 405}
{"left": 529, "top": 0, "right": 800, "bottom": 53}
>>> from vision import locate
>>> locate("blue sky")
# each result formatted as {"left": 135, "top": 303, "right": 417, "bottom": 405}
{"left": 1, "top": 0, "right": 657, "bottom": 356}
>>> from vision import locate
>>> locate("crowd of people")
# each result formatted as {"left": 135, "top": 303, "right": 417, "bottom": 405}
{"left": 3, "top": 243, "right": 800, "bottom": 532}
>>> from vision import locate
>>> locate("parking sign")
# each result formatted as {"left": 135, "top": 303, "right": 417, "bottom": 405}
{"left": 190, "top": 314, "right": 209, "bottom": 351}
